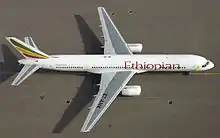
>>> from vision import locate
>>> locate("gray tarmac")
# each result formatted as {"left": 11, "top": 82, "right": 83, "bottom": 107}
{"left": 0, "top": 0, "right": 220, "bottom": 138}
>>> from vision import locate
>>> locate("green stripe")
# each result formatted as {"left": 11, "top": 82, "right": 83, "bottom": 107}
{"left": 10, "top": 39, "right": 46, "bottom": 57}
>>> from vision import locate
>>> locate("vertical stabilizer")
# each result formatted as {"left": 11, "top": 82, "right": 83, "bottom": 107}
{"left": 5, "top": 37, "right": 50, "bottom": 59}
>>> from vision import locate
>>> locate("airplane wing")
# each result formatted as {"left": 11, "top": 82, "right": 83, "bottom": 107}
{"left": 98, "top": 7, "right": 133, "bottom": 55}
{"left": 11, "top": 64, "right": 39, "bottom": 86}
{"left": 24, "top": 37, "right": 39, "bottom": 50}
{"left": 81, "top": 71, "right": 136, "bottom": 132}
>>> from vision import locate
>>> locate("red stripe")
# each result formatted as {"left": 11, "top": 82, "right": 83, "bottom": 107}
{"left": 23, "top": 53, "right": 41, "bottom": 58}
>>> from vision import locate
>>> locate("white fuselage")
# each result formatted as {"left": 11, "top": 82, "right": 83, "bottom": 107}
{"left": 18, "top": 54, "right": 214, "bottom": 74}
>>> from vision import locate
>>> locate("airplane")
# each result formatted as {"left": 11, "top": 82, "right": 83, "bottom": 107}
{"left": 5, "top": 7, "right": 214, "bottom": 132}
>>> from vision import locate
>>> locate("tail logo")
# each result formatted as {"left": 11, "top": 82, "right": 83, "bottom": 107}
{"left": 9, "top": 38, "right": 49, "bottom": 59}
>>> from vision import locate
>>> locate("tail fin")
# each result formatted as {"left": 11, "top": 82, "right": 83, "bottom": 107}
{"left": 5, "top": 37, "right": 50, "bottom": 59}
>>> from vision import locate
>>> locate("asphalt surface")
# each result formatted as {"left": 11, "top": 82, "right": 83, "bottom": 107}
{"left": 0, "top": 0, "right": 220, "bottom": 138}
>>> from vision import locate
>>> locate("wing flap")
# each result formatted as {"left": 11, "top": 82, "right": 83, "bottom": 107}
{"left": 81, "top": 71, "right": 136, "bottom": 132}
{"left": 12, "top": 64, "right": 39, "bottom": 86}
{"left": 98, "top": 7, "right": 133, "bottom": 55}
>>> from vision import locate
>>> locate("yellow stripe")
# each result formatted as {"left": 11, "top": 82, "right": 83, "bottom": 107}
{"left": 16, "top": 47, "right": 48, "bottom": 58}
{"left": 16, "top": 47, "right": 45, "bottom": 58}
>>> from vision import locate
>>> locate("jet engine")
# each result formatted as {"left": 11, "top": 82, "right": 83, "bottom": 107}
{"left": 121, "top": 85, "right": 141, "bottom": 96}
{"left": 127, "top": 43, "right": 143, "bottom": 53}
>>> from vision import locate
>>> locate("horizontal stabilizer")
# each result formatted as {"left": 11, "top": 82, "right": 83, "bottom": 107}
{"left": 24, "top": 36, "right": 39, "bottom": 50}
{"left": 12, "top": 64, "right": 39, "bottom": 86}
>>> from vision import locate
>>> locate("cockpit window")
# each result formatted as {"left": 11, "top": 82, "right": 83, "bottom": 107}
{"left": 202, "top": 60, "right": 209, "bottom": 68}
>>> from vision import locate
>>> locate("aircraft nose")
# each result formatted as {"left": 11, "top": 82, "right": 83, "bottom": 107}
{"left": 208, "top": 60, "right": 215, "bottom": 69}
{"left": 199, "top": 60, "right": 214, "bottom": 71}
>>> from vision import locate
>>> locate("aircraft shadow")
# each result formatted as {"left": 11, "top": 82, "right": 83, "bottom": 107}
{"left": 0, "top": 44, "right": 21, "bottom": 83}
{"left": 52, "top": 15, "right": 102, "bottom": 133}
{"left": 52, "top": 74, "right": 100, "bottom": 133}
{"left": 75, "top": 14, "right": 103, "bottom": 54}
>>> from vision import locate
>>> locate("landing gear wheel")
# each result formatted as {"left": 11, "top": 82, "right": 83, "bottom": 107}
{"left": 183, "top": 71, "right": 190, "bottom": 76}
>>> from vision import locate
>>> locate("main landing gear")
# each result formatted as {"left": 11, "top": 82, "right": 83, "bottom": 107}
{"left": 183, "top": 71, "right": 190, "bottom": 76}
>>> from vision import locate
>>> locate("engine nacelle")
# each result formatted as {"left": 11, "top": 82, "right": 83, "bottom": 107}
{"left": 127, "top": 43, "right": 143, "bottom": 53}
{"left": 121, "top": 85, "right": 141, "bottom": 96}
